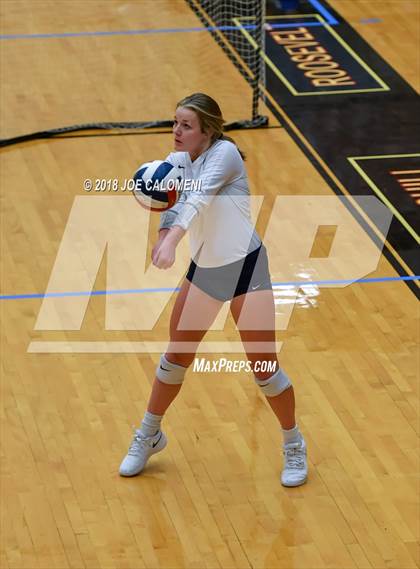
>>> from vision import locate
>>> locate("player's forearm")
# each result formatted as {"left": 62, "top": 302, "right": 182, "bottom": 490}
{"left": 165, "top": 225, "right": 186, "bottom": 247}
{"left": 158, "top": 228, "right": 170, "bottom": 240}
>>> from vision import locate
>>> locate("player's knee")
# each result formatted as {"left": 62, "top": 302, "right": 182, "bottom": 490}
{"left": 156, "top": 354, "right": 188, "bottom": 385}
{"left": 255, "top": 367, "right": 291, "bottom": 397}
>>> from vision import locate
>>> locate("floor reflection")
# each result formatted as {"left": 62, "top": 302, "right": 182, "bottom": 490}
{"left": 273, "top": 269, "right": 320, "bottom": 309}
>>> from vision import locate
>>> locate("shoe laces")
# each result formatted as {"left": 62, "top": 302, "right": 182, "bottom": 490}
{"left": 284, "top": 443, "right": 305, "bottom": 469}
{"left": 127, "top": 430, "right": 154, "bottom": 456}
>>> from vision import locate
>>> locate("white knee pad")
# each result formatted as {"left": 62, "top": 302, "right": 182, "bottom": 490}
{"left": 255, "top": 368, "right": 291, "bottom": 397}
{"left": 156, "top": 354, "right": 187, "bottom": 385}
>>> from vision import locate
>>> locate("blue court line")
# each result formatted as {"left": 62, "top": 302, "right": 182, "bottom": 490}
{"left": 0, "top": 20, "right": 334, "bottom": 41}
{"left": 307, "top": 0, "right": 338, "bottom": 25}
{"left": 0, "top": 286, "right": 181, "bottom": 300}
{"left": 0, "top": 25, "right": 251, "bottom": 40}
{"left": 360, "top": 18, "right": 382, "bottom": 24}
{"left": 1, "top": 0, "right": 339, "bottom": 41}
{"left": 1, "top": 276, "right": 418, "bottom": 300}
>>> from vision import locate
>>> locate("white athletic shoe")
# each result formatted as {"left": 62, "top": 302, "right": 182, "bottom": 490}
{"left": 281, "top": 438, "right": 308, "bottom": 487}
{"left": 119, "top": 429, "right": 167, "bottom": 477}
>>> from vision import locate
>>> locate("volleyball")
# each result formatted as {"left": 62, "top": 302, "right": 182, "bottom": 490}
{"left": 133, "top": 160, "right": 183, "bottom": 212}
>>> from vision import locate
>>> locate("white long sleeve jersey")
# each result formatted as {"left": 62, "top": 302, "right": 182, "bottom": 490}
{"left": 159, "top": 139, "right": 261, "bottom": 268}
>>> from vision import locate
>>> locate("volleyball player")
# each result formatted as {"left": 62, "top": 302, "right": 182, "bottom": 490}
{"left": 120, "top": 93, "right": 307, "bottom": 487}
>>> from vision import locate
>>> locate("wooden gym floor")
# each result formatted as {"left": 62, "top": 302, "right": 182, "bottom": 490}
{"left": 0, "top": 1, "right": 418, "bottom": 568}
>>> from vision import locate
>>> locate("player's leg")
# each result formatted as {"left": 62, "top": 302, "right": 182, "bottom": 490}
{"left": 230, "top": 288, "right": 307, "bottom": 486}
{"left": 230, "top": 289, "right": 296, "bottom": 425}
{"left": 147, "top": 278, "right": 224, "bottom": 414}
{"left": 120, "top": 279, "right": 223, "bottom": 476}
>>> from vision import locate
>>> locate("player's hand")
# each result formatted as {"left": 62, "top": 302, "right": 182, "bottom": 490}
{"left": 151, "top": 229, "right": 169, "bottom": 262}
{"left": 152, "top": 240, "right": 176, "bottom": 269}
{"left": 152, "top": 226, "right": 185, "bottom": 269}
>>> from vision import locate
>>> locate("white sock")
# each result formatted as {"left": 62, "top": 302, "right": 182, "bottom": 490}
{"left": 282, "top": 425, "right": 302, "bottom": 446}
{"left": 140, "top": 411, "right": 163, "bottom": 437}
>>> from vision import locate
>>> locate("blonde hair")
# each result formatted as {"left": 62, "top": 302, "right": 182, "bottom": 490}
{"left": 176, "top": 93, "right": 245, "bottom": 159}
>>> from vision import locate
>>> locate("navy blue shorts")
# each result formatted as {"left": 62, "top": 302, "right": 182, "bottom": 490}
{"left": 186, "top": 245, "right": 272, "bottom": 301}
